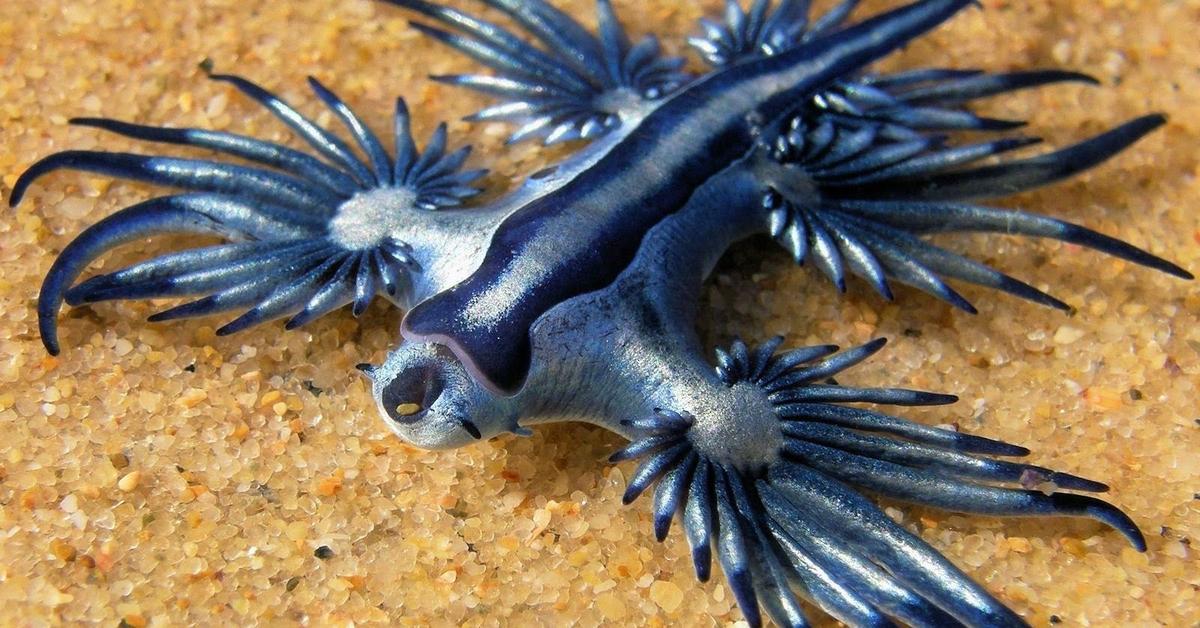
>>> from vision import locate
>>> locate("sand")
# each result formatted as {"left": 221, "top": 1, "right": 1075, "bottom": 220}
{"left": 1, "top": 0, "right": 1197, "bottom": 625}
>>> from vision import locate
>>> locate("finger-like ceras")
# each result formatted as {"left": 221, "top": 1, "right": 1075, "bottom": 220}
{"left": 13, "top": 1, "right": 1192, "bottom": 626}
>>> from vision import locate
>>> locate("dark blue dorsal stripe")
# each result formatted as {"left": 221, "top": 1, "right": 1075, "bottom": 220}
{"left": 402, "top": 0, "right": 974, "bottom": 393}
{"left": 403, "top": 104, "right": 753, "bottom": 393}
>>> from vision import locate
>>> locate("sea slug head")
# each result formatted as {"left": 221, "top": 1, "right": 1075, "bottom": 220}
{"left": 359, "top": 342, "right": 516, "bottom": 450}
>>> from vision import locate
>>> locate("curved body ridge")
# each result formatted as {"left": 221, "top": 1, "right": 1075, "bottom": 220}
{"left": 514, "top": 164, "right": 764, "bottom": 433}
{"left": 13, "top": 1, "right": 1192, "bottom": 626}
{"left": 402, "top": 0, "right": 974, "bottom": 393}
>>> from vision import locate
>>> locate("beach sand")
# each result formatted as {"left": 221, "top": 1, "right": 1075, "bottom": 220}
{"left": 1, "top": 1, "right": 1197, "bottom": 625}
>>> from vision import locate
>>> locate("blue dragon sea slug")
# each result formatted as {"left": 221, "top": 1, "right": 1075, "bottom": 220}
{"left": 11, "top": 0, "right": 1193, "bottom": 625}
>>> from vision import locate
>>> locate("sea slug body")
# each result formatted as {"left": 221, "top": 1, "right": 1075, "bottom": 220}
{"left": 11, "top": 1, "right": 1193, "bottom": 626}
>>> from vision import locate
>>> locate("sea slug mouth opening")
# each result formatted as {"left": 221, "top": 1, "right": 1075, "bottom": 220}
{"left": 379, "top": 357, "right": 445, "bottom": 426}
{"left": 364, "top": 342, "right": 492, "bottom": 448}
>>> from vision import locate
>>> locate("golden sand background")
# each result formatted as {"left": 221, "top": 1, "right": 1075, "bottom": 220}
{"left": 1, "top": 1, "right": 1197, "bottom": 625}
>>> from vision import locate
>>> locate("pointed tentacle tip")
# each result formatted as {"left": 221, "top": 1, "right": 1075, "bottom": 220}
{"left": 9, "top": 160, "right": 44, "bottom": 207}
{"left": 861, "top": 336, "right": 889, "bottom": 353}
{"left": 1145, "top": 112, "right": 1168, "bottom": 127}
{"left": 1072, "top": 493, "right": 1147, "bottom": 552}
{"left": 40, "top": 328, "right": 61, "bottom": 357}
{"left": 1123, "top": 519, "right": 1149, "bottom": 553}
{"left": 458, "top": 417, "right": 483, "bottom": 440}
{"left": 925, "top": 391, "right": 959, "bottom": 405}
{"left": 355, "top": 362, "right": 377, "bottom": 380}
{"left": 1046, "top": 294, "right": 1073, "bottom": 313}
